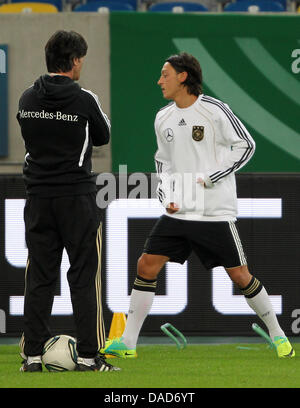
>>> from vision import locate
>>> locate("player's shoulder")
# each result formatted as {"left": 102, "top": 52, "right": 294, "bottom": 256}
{"left": 158, "top": 101, "right": 175, "bottom": 112}
{"left": 200, "top": 94, "right": 231, "bottom": 115}
{"left": 20, "top": 84, "right": 34, "bottom": 99}
{"left": 80, "top": 87, "right": 99, "bottom": 103}
{"left": 155, "top": 101, "right": 175, "bottom": 121}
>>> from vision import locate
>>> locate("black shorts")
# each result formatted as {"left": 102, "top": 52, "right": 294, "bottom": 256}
{"left": 144, "top": 215, "right": 247, "bottom": 269}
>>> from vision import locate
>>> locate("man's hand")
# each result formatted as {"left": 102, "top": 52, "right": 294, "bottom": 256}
{"left": 166, "top": 202, "right": 180, "bottom": 214}
{"left": 196, "top": 177, "right": 206, "bottom": 187}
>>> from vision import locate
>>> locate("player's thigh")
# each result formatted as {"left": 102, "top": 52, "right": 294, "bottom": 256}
{"left": 219, "top": 221, "right": 247, "bottom": 268}
{"left": 54, "top": 193, "right": 100, "bottom": 249}
{"left": 190, "top": 221, "right": 247, "bottom": 270}
{"left": 24, "top": 196, "right": 63, "bottom": 278}
{"left": 143, "top": 216, "right": 192, "bottom": 265}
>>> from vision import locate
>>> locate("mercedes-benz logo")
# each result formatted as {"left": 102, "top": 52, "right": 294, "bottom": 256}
{"left": 164, "top": 128, "right": 174, "bottom": 142}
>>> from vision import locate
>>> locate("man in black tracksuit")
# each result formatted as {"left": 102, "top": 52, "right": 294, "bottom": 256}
{"left": 17, "top": 30, "right": 119, "bottom": 372}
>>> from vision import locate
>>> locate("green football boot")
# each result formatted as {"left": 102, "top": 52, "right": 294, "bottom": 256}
{"left": 273, "top": 336, "right": 295, "bottom": 358}
{"left": 100, "top": 337, "right": 137, "bottom": 359}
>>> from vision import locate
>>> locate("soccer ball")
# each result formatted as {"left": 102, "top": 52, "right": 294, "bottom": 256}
{"left": 42, "top": 334, "right": 77, "bottom": 372}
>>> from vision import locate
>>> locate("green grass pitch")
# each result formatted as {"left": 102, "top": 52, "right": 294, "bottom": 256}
{"left": 0, "top": 342, "right": 299, "bottom": 389}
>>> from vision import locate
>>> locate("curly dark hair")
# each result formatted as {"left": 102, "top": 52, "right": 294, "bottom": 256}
{"left": 166, "top": 52, "right": 202, "bottom": 96}
{"left": 45, "top": 30, "right": 88, "bottom": 73}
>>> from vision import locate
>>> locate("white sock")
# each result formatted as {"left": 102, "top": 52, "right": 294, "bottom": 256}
{"left": 246, "top": 286, "right": 285, "bottom": 341}
{"left": 27, "top": 355, "right": 42, "bottom": 364}
{"left": 122, "top": 289, "right": 155, "bottom": 349}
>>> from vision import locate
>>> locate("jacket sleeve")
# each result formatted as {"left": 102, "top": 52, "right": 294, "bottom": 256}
{"left": 84, "top": 90, "right": 111, "bottom": 146}
{"left": 204, "top": 103, "right": 255, "bottom": 187}
{"left": 154, "top": 119, "right": 176, "bottom": 208}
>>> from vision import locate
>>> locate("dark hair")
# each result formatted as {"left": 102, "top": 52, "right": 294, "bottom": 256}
{"left": 45, "top": 30, "right": 88, "bottom": 73}
{"left": 166, "top": 52, "right": 202, "bottom": 96}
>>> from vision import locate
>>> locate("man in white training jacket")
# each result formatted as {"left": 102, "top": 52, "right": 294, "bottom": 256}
{"left": 101, "top": 52, "right": 294, "bottom": 359}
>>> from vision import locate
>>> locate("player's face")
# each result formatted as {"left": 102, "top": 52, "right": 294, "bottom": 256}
{"left": 157, "top": 62, "right": 185, "bottom": 100}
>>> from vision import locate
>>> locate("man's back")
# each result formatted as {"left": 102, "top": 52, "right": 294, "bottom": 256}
{"left": 17, "top": 74, "right": 110, "bottom": 197}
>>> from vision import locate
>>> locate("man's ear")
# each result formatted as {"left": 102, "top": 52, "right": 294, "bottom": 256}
{"left": 73, "top": 57, "right": 80, "bottom": 66}
{"left": 178, "top": 71, "right": 188, "bottom": 84}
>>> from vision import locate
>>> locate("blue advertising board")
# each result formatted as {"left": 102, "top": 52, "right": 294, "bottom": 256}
{"left": 0, "top": 45, "right": 8, "bottom": 157}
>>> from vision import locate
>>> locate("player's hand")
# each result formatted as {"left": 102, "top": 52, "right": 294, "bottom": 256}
{"left": 196, "top": 177, "right": 206, "bottom": 187}
{"left": 166, "top": 202, "right": 180, "bottom": 214}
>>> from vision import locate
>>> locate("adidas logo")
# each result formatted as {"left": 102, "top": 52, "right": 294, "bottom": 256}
{"left": 178, "top": 118, "right": 186, "bottom": 126}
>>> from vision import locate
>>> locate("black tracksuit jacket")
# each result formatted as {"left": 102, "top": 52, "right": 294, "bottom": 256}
{"left": 17, "top": 74, "right": 110, "bottom": 196}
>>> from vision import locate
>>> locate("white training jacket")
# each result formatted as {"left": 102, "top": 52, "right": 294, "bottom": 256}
{"left": 154, "top": 94, "right": 255, "bottom": 222}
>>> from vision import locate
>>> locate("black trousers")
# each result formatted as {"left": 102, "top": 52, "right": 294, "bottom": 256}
{"left": 20, "top": 193, "right": 106, "bottom": 358}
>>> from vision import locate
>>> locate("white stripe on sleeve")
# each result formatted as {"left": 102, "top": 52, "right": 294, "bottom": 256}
{"left": 81, "top": 88, "right": 111, "bottom": 130}
{"left": 79, "top": 122, "right": 89, "bottom": 167}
